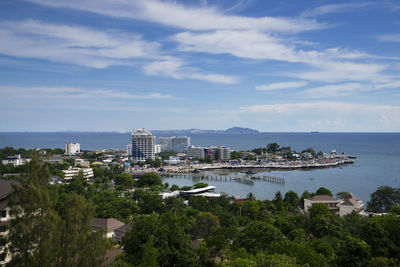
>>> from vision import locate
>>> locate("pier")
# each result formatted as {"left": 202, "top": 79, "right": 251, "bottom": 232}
{"left": 160, "top": 173, "right": 285, "bottom": 185}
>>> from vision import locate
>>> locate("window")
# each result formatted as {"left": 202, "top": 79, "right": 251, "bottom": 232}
{"left": 0, "top": 210, "right": 6, "bottom": 218}
{"left": 0, "top": 226, "right": 6, "bottom": 233}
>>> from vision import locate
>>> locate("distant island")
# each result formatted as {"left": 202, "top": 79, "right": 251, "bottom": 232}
{"left": 152, "top": 127, "right": 260, "bottom": 135}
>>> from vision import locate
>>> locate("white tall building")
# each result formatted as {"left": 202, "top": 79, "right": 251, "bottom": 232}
{"left": 65, "top": 142, "right": 80, "bottom": 155}
{"left": 126, "top": 144, "right": 132, "bottom": 156}
{"left": 158, "top": 136, "right": 190, "bottom": 152}
{"left": 131, "top": 129, "right": 155, "bottom": 162}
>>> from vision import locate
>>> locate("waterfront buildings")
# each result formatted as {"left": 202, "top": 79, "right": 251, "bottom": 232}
{"left": 304, "top": 194, "right": 363, "bottom": 217}
{"left": 63, "top": 167, "right": 94, "bottom": 180}
{"left": 2, "top": 154, "right": 31, "bottom": 166}
{"left": 131, "top": 128, "right": 155, "bottom": 162}
{"left": 154, "top": 144, "right": 162, "bottom": 154}
{"left": 158, "top": 136, "right": 190, "bottom": 152}
{"left": 188, "top": 145, "right": 231, "bottom": 161}
{"left": 65, "top": 142, "right": 80, "bottom": 155}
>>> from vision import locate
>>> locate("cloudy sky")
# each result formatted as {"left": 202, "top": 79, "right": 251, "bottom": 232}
{"left": 1, "top": 0, "right": 400, "bottom": 132}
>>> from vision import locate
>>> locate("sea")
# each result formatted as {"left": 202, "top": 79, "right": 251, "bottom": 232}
{"left": 1, "top": 132, "right": 399, "bottom": 202}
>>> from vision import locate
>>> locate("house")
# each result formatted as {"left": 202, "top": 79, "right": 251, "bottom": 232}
{"left": 112, "top": 224, "right": 132, "bottom": 244}
{"left": 2, "top": 155, "right": 31, "bottom": 166}
{"left": 92, "top": 218, "right": 125, "bottom": 238}
{"left": 0, "top": 179, "right": 19, "bottom": 266}
{"left": 63, "top": 167, "right": 94, "bottom": 180}
{"left": 50, "top": 176, "right": 63, "bottom": 185}
{"left": 304, "top": 193, "right": 364, "bottom": 217}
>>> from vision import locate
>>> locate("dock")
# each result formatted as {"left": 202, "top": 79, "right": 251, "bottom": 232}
{"left": 160, "top": 173, "right": 285, "bottom": 185}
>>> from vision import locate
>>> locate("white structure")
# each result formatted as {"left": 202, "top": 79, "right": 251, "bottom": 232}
{"left": 131, "top": 128, "right": 155, "bottom": 162}
{"left": 154, "top": 144, "right": 162, "bottom": 154}
{"left": 158, "top": 137, "right": 172, "bottom": 151}
{"left": 2, "top": 155, "right": 31, "bottom": 166}
{"left": 158, "top": 136, "right": 190, "bottom": 152}
{"left": 63, "top": 167, "right": 94, "bottom": 180}
{"left": 126, "top": 144, "right": 132, "bottom": 156}
{"left": 188, "top": 146, "right": 205, "bottom": 159}
{"left": 215, "top": 146, "right": 231, "bottom": 161}
{"left": 65, "top": 142, "right": 80, "bottom": 155}
{"left": 304, "top": 194, "right": 363, "bottom": 217}
{"left": 164, "top": 156, "right": 181, "bottom": 165}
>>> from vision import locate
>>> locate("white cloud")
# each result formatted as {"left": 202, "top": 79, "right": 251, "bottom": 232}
{"left": 0, "top": 85, "right": 173, "bottom": 103}
{"left": 256, "top": 81, "right": 307, "bottom": 91}
{"left": 301, "top": 83, "right": 368, "bottom": 98}
{"left": 0, "top": 20, "right": 160, "bottom": 68}
{"left": 301, "top": 3, "right": 371, "bottom": 17}
{"left": 239, "top": 101, "right": 400, "bottom": 131}
{"left": 26, "top": 0, "right": 324, "bottom": 33}
{"left": 173, "top": 30, "right": 389, "bottom": 83}
{"left": 376, "top": 34, "right": 400, "bottom": 42}
{"left": 144, "top": 58, "right": 238, "bottom": 84}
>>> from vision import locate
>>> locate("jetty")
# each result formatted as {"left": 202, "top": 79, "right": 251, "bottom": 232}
{"left": 160, "top": 173, "right": 285, "bottom": 185}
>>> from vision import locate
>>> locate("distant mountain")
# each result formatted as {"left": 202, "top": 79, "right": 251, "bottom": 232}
{"left": 152, "top": 127, "right": 259, "bottom": 136}
{"left": 224, "top": 127, "right": 260, "bottom": 134}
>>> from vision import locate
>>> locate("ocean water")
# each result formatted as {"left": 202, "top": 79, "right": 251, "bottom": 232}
{"left": 1, "top": 132, "right": 399, "bottom": 202}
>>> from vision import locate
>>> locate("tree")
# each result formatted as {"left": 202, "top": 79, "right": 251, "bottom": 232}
{"left": 137, "top": 173, "right": 162, "bottom": 187}
{"left": 336, "top": 191, "right": 350, "bottom": 199}
{"left": 284, "top": 190, "right": 300, "bottom": 209}
{"left": 315, "top": 187, "right": 333, "bottom": 197}
{"left": 335, "top": 236, "right": 371, "bottom": 267}
{"left": 190, "top": 212, "right": 220, "bottom": 239}
{"left": 367, "top": 186, "right": 400, "bottom": 213}
{"left": 238, "top": 221, "right": 283, "bottom": 253}
{"left": 7, "top": 157, "right": 107, "bottom": 266}
{"left": 266, "top": 143, "right": 280, "bottom": 153}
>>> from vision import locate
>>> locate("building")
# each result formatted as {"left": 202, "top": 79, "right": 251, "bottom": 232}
{"left": 63, "top": 167, "right": 94, "bottom": 180}
{"left": 158, "top": 137, "right": 172, "bottom": 151}
{"left": 304, "top": 193, "right": 363, "bottom": 217}
{"left": 131, "top": 129, "right": 155, "bottom": 162}
{"left": 215, "top": 146, "right": 231, "bottom": 161}
{"left": 65, "top": 142, "right": 80, "bottom": 155}
{"left": 0, "top": 179, "right": 19, "bottom": 265}
{"left": 126, "top": 144, "right": 132, "bottom": 156}
{"left": 112, "top": 224, "right": 132, "bottom": 244}
{"left": 154, "top": 144, "right": 162, "bottom": 154}
{"left": 92, "top": 218, "right": 125, "bottom": 239}
{"left": 158, "top": 136, "right": 191, "bottom": 152}
{"left": 188, "top": 146, "right": 205, "bottom": 159}
{"left": 2, "top": 154, "right": 31, "bottom": 166}
{"left": 171, "top": 136, "right": 190, "bottom": 152}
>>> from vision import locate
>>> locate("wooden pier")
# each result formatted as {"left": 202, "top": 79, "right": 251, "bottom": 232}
{"left": 160, "top": 173, "right": 285, "bottom": 185}
{"left": 262, "top": 175, "right": 285, "bottom": 184}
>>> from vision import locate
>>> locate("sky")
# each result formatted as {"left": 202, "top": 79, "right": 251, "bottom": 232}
{"left": 0, "top": 0, "right": 400, "bottom": 132}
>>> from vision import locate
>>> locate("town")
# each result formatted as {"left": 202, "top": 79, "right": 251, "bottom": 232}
{"left": 1, "top": 129, "right": 399, "bottom": 266}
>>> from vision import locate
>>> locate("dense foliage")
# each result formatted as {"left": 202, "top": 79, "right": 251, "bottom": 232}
{"left": 1, "top": 147, "right": 399, "bottom": 266}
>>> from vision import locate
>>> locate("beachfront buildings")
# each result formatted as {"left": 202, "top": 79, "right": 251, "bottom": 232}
{"left": 188, "top": 145, "right": 231, "bottom": 161}
{"left": 158, "top": 136, "right": 190, "bottom": 152}
{"left": 2, "top": 154, "right": 31, "bottom": 166}
{"left": 304, "top": 194, "right": 364, "bottom": 217}
{"left": 65, "top": 142, "right": 80, "bottom": 155}
{"left": 131, "top": 128, "right": 155, "bottom": 162}
{"left": 63, "top": 167, "right": 94, "bottom": 180}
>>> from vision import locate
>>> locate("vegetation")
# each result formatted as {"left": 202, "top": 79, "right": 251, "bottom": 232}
{"left": 1, "top": 147, "right": 399, "bottom": 266}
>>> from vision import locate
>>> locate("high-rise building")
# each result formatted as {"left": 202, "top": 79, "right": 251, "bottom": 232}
{"left": 215, "top": 146, "right": 231, "bottom": 161}
{"left": 65, "top": 142, "right": 80, "bottom": 155}
{"left": 131, "top": 129, "right": 155, "bottom": 162}
{"left": 158, "top": 136, "right": 190, "bottom": 152}
{"left": 171, "top": 136, "right": 190, "bottom": 152}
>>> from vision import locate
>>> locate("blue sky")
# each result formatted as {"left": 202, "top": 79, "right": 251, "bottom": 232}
{"left": 1, "top": 0, "right": 400, "bottom": 132}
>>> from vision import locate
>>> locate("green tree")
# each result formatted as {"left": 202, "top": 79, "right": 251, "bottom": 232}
{"left": 315, "top": 187, "right": 333, "bottom": 197}
{"left": 190, "top": 212, "right": 220, "bottom": 239}
{"left": 335, "top": 236, "right": 371, "bottom": 267}
{"left": 266, "top": 143, "right": 280, "bottom": 153}
{"left": 238, "top": 221, "right": 283, "bottom": 253}
{"left": 284, "top": 190, "right": 300, "bottom": 210}
{"left": 367, "top": 186, "right": 400, "bottom": 213}
{"left": 137, "top": 173, "right": 162, "bottom": 187}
